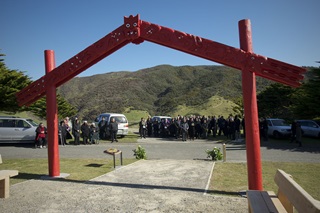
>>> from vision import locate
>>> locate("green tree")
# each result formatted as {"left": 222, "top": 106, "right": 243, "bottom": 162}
{"left": 0, "top": 53, "right": 77, "bottom": 119}
{"left": 290, "top": 67, "right": 320, "bottom": 119}
{"left": 231, "top": 97, "right": 244, "bottom": 118}
{"left": 257, "top": 83, "right": 295, "bottom": 120}
{"left": 0, "top": 56, "right": 32, "bottom": 112}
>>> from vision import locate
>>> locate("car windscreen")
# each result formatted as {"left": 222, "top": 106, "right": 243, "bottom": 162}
{"left": 26, "top": 119, "right": 38, "bottom": 127}
{"left": 111, "top": 116, "right": 127, "bottom": 123}
{"left": 272, "top": 120, "right": 289, "bottom": 126}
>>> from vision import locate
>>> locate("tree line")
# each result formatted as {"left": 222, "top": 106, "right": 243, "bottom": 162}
{"left": 257, "top": 66, "right": 320, "bottom": 121}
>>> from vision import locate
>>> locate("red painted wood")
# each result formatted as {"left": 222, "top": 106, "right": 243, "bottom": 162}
{"left": 16, "top": 15, "right": 305, "bottom": 107}
{"left": 44, "top": 50, "right": 60, "bottom": 177}
{"left": 239, "top": 20, "right": 263, "bottom": 190}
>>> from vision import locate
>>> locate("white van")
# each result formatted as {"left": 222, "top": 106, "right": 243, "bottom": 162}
{"left": 0, "top": 116, "right": 39, "bottom": 143}
{"left": 94, "top": 113, "right": 129, "bottom": 138}
{"left": 151, "top": 116, "right": 172, "bottom": 123}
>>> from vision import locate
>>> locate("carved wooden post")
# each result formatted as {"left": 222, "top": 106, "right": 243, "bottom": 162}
{"left": 239, "top": 20, "right": 263, "bottom": 190}
{"left": 44, "top": 50, "right": 60, "bottom": 177}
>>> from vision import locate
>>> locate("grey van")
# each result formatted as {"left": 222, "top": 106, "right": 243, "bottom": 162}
{"left": 0, "top": 116, "right": 38, "bottom": 143}
{"left": 94, "top": 113, "right": 129, "bottom": 137}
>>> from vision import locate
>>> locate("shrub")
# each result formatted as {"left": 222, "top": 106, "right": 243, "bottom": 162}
{"left": 206, "top": 147, "right": 223, "bottom": 161}
{"left": 133, "top": 145, "right": 147, "bottom": 160}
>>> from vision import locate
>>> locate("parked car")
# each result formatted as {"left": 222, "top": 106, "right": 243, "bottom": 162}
{"left": 0, "top": 116, "right": 39, "bottom": 143}
{"left": 151, "top": 116, "right": 172, "bottom": 123}
{"left": 313, "top": 120, "right": 320, "bottom": 126}
{"left": 296, "top": 120, "right": 320, "bottom": 138}
{"left": 266, "top": 118, "right": 292, "bottom": 138}
{"left": 94, "top": 113, "right": 129, "bottom": 138}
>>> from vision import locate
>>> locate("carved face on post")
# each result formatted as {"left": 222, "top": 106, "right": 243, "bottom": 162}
{"left": 124, "top": 14, "right": 141, "bottom": 41}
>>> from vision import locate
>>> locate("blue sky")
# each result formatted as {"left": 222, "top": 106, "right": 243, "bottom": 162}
{"left": 1, "top": 0, "right": 319, "bottom": 81}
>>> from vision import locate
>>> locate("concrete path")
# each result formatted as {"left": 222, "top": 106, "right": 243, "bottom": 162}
{"left": 1, "top": 160, "right": 247, "bottom": 212}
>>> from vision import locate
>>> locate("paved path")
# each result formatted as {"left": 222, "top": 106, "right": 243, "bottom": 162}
{"left": 0, "top": 137, "right": 319, "bottom": 163}
{"left": 1, "top": 160, "right": 248, "bottom": 212}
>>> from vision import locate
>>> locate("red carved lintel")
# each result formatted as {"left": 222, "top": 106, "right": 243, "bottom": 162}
{"left": 16, "top": 15, "right": 143, "bottom": 106}
{"left": 16, "top": 15, "right": 306, "bottom": 107}
{"left": 139, "top": 20, "right": 306, "bottom": 87}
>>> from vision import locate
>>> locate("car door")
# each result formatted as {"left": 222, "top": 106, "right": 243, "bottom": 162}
{"left": 305, "top": 121, "right": 320, "bottom": 137}
{"left": 13, "top": 119, "right": 36, "bottom": 141}
{"left": 0, "top": 119, "right": 15, "bottom": 141}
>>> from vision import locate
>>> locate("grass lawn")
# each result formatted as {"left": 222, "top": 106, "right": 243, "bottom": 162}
{"left": 0, "top": 158, "right": 138, "bottom": 184}
{"left": 210, "top": 161, "right": 320, "bottom": 200}
{"left": 208, "top": 135, "right": 320, "bottom": 200}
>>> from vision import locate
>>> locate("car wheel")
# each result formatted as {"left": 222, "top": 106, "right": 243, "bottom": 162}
{"left": 273, "top": 131, "right": 280, "bottom": 139}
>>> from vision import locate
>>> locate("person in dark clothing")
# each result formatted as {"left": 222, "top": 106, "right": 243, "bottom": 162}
{"left": 223, "top": 118, "right": 229, "bottom": 138}
{"left": 98, "top": 117, "right": 107, "bottom": 140}
{"left": 180, "top": 117, "right": 189, "bottom": 141}
{"left": 296, "top": 122, "right": 302, "bottom": 147}
{"left": 188, "top": 117, "right": 196, "bottom": 140}
{"left": 81, "top": 121, "right": 90, "bottom": 145}
{"left": 210, "top": 116, "right": 217, "bottom": 138}
{"left": 109, "top": 118, "right": 118, "bottom": 143}
{"left": 153, "top": 120, "right": 159, "bottom": 137}
{"left": 228, "top": 117, "right": 236, "bottom": 140}
{"left": 241, "top": 117, "right": 245, "bottom": 138}
{"left": 146, "top": 117, "right": 153, "bottom": 137}
{"left": 139, "top": 117, "right": 147, "bottom": 139}
{"left": 195, "top": 118, "right": 202, "bottom": 139}
{"left": 261, "top": 117, "right": 269, "bottom": 141}
{"left": 89, "top": 123, "right": 99, "bottom": 144}
{"left": 59, "top": 120, "right": 67, "bottom": 146}
{"left": 218, "top": 116, "right": 225, "bottom": 136}
{"left": 290, "top": 121, "right": 297, "bottom": 143}
{"left": 201, "top": 119, "right": 208, "bottom": 139}
{"left": 72, "top": 118, "right": 81, "bottom": 145}
{"left": 160, "top": 119, "right": 170, "bottom": 138}
{"left": 174, "top": 117, "right": 181, "bottom": 139}
{"left": 234, "top": 115, "right": 241, "bottom": 141}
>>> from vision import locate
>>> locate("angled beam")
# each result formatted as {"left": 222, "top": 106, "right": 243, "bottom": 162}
{"left": 139, "top": 20, "right": 306, "bottom": 87}
{"left": 16, "top": 15, "right": 142, "bottom": 106}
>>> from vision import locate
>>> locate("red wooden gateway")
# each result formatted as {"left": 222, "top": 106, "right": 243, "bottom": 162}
{"left": 16, "top": 15, "right": 306, "bottom": 189}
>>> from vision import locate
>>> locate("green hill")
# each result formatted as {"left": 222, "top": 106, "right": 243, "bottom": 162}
{"left": 58, "top": 65, "right": 273, "bottom": 120}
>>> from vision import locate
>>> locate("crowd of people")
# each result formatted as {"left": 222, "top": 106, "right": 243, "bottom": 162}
{"left": 35, "top": 117, "right": 101, "bottom": 148}
{"left": 138, "top": 115, "right": 245, "bottom": 142}
{"left": 34, "top": 114, "right": 303, "bottom": 147}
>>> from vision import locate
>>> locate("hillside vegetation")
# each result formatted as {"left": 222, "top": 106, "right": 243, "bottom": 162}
{"left": 58, "top": 65, "right": 273, "bottom": 121}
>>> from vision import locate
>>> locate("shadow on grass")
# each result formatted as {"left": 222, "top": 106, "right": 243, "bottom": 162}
{"left": 13, "top": 172, "right": 44, "bottom": 181}
{"left": 13, "top": 172, "right": 243, "bottom": 196}
{"left": 206, "top": 189, "right": 244, "bottom": 197}
{"left": 85, "top": 163, "right": 104, "bottom": 167}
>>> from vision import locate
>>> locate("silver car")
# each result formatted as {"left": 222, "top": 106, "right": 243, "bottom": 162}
{"left": 0, "top": 116, "right": 38, "bottom": 143}
{"left": 297, "top": 120, "right": 320, "bottom": 138}
{"left": 266, "top": 118, "right": 292, "bottom": 138}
